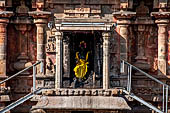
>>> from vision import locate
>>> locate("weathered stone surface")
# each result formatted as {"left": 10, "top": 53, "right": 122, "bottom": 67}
{"left": 33, "top": 96, "right": 131, "bottom": 110}
{"left": 156, "top": 20, "right": 169, "bottom": 75}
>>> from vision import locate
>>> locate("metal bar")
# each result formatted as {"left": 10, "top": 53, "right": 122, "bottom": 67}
{"left": 122, "top": 60, "right": 124, "bottom": 73}
{"left": 120, "top": 61, "right": 123, "bottom": 73}
{"left": 166, "top": 86, "right": 168, "bottom": 113}
{"left": 0, "top": 88, "right": 43, "bottom": 113}
{"left": 123, "top": 60, "right": 170, "bottom": 89}
{"left": 40, "top": 61, "right": 44, "bottom": 73}
{"left": 127, "top": 65, "right": 130, "bottom": 92}
{"left": 163, "top": 85, "right": 165, "bottom": 112}
{"left": 0, "top": 61, "right": 41, "bottom": 85}
{"left": 33, "top": 66, "right": 36, "bottom": 93}
{"left": 123, "top": 90, "right": 163, "bottom": 113}
{"left": 129, "top": 65, "right": 132, "bottom": 93}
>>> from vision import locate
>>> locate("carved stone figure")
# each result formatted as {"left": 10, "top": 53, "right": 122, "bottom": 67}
{"left": 46, "top": 57, "right": 55, "bottom": 75}
{"left": 16, "top": 0, "right": 29, "bottom": 15}
{"left": 136, "top": 1, "right": 149, "bottom": 16}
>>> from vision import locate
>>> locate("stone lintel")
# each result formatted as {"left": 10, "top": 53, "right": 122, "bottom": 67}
{"left": 47, "top": 0, "right": 119, "bottom": 5}
{"left": 32, "top": 96, "right": 131, "bottom": 110}
{"left": 29, "top": 11, "right": 51, "bottom": 20}
{"left": 56, "top": 26, "right": 111, "bottom": 31}
{"left": 55, "top": 18, "right": 111, "bottom": 23}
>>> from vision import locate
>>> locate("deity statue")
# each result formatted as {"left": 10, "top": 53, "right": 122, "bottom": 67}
{"left": 74, "top": 41, "right": 90, "bottom": 79}
{"left": 73, "top": 41, "right": 90, "bottom": 88}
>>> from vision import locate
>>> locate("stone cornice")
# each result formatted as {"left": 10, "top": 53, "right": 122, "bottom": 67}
{"left": 0, "top": 11, "right": 13, "bottom": 19}
{"left": 151, "top": 11, "right": 170, "bottom": 19}
{"left": 113, "top": 11, "right": 136, "bottom": 19}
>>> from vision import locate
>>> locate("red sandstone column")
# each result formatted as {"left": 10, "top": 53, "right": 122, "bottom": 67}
{"left": 0, "top": 19, "right": 9, "bottom": 76}
{"left": 156, "top": 19, "right": 168, "bottom": 75}
{"left": 168, "top": 30, "right": 170, "bottom": 74}
{"left": 102, "top": 32, "right": 110, "bottom": 89}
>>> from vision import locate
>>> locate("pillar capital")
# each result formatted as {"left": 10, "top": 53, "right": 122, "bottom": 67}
{"left": 55, "top": 31, "right": 63, "bottom": 36}
{"left": 0, "top": 19, "right": 9, "bottom": 24}
{"left": 117, "top": 20, "right": 131, "bottom": 25}
{"left": 102, "top": 32, "right": 111, "bottom": 37}
{"left": 113, "top": 11, "right": 136, "bottom": 26}
{"left": 155, "top": 19, "right": 169, "bottom": 25}
{"left": 34, "top": 18, "right": 48, "bottom": 25}
{"left": 55, "top": 31, "right": 63, "bottom": 40}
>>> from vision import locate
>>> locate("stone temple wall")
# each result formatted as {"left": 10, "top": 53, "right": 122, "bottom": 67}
{"left": 0, "top": 0, "right": 170, "bottom": 112}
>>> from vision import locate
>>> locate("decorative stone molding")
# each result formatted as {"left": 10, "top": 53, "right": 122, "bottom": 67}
{"left": 41, "top": 89, "right": 123, "bottom": 96}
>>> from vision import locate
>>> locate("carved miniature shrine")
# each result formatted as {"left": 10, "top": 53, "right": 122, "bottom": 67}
{"left": 1, "top": 0, "right": 170, "bottom": 113}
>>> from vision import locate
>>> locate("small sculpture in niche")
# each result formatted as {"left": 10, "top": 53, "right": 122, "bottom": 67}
{"left": 16, "top": 0, "right": 29, "bottom": 15}
{"left": 46, "top": 57, "right": 55, "bottom": 75}
{"left": 72, "top": 41, "right": 91, "bottom": 88}
{"left": 136, "top": 1, "right": 149, "bottom": 17}
{"left": 74, "top": 41, "right": 90, "bottom": 79}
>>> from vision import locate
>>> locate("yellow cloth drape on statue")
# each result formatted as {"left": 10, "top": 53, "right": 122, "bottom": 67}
{"left": 74, "top": 52, "right": 89, "bottom": 79}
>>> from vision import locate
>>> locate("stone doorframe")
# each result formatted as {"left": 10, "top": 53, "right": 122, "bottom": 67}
{"left": 54, "top": 20, "right": 113, "bottom": 90}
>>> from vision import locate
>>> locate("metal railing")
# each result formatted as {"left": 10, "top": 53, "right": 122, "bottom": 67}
{"left": 0, "top": 61, "right": 43, "bottom": 92}
{"left": 120, "top": 60, "right": 169, "bottom": 113}
{"left": 0, "top": 60, "right": 44, "bottom": 113}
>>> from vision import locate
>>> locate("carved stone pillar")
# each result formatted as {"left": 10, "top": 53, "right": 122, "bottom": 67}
{"left": 34, "top": 19, "right": 47, "bottom": 74}
{"left": 0, "top": 19, "right": 8, "bottom": 76}
{"left": 63, "top": 36, "right": 70, "bottom": 87}
{"left": 102, "top": 32, "right": 110, "bottom": 89}
{"left": 55, "top": 31, "right": 63, "bottom": 88}
{"left": 168, "top": 29, "right": 170, "bottom": 74}
{"left": 113, "top": 11, "right": 135, "bottom": 62}
{"left": 118, "top": 24, "right": 130, "bottom": 61}
{"left": 156, "top": 19, "right": 168, "bottom": 75}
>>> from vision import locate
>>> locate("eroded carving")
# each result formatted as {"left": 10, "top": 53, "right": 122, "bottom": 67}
{"left": 46, "top": 36, "right": 56, "bottom": 52}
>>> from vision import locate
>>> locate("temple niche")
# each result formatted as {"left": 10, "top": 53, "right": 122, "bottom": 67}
{"left": 61, "top": 31, "right": 103, "bottom": 89}
{"left": 7, "top": 0, "right": 36, "bottom": 74}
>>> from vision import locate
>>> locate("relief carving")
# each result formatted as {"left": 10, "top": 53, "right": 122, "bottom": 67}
{"left": 16, "top": 0, "right": 29, "bottom": 16}
{"left": 46, "top": 36, "right": 56, "bottom": 52}
{"left": 136, "top": 1, "right": 149, "bottom": 16}
{"left": 147, "top": 27, "right": 158, "bottom": 73}
{"left": 46, "top": 57, "right": 55, "bottom": 75}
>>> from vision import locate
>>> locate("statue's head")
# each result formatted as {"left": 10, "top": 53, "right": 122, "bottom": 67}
{"left": 79, "top": 41, "right": 86, "bottom": 49}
